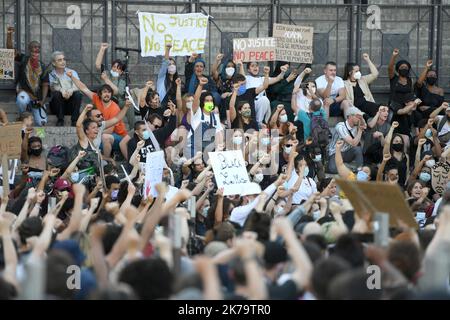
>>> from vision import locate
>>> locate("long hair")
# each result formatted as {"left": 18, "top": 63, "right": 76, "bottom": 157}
{"left": 343, "top": 62, "right": 357, "bottom": 80}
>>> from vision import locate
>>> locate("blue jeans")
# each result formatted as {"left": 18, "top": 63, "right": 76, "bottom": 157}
{"left": 16, "top": 91, "right": 47, "bottom": 126}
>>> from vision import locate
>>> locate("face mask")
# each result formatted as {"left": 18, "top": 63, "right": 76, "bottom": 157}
{"left": 253, "top": 173, "right": 264, "bottom": 183}
{"left": 313, "top": 154, "right": 322, "bottom": 162}
{"left": 261, "top": 137, "right": 271, "bottom": 146}
{"left": 201, "top": 206, "right": 210, "bottom": 218}
{"left": 425, "top": 129, "right": 433, "bottom": 139}
{"left": 392, "top": 143, "right": 403, "bottom": 152}
{"left": 110, "top": 70, "right": 119, "bottom": 78}
{"left": 30, "top": 147, "right": 43, "bottom": 157}
{"left": 419, "top": 172, "right": 431, "bottom": 182}
{"left": 398, "top": 68, "right": 409, "bottom": 77}
{"left": 111, "top": 190, "right": 119, "bottom": 201}
{"left": 203, "top": 101, "right": 214, "bottom": 112}
{"left": 233, "top": 136, "right": 243, "bottom": 145}
{"left": 70, "top": 172, "right": 79, "bottom": 183}
{"left": 313, "top": 210, "right": 321, "bottom": 221}
{"left": 241, "top": 109, "right": 251, "bottom": 118}
{"left": 185, "top": 101, "right": 193, "bottom": 109}
{"left": 279, "top": 114, "right": 288, "bottom": 123}
{"left": 238, "top": 84, "right": 246, "bottom": 96}
{"left": 284, "top": 146, "right": 292, "bottom": 154}
{"left": 303, "top": 166, "right": 310, "bottom": 177}
{"left": 357, "top": 170, "right": 369, "bottom": 181}
{"left": 225, "top": 67, "right": 235, "bottom": 77}
{"left": 353, "top": 71, "right": 362, "bottom": 80}
{"left": 142, "top": 130, "right": 150, "bottom": 140}
{"left": 168, "top": 64, "right": 177, "bottom": 75}
{"left": 426, "top": 77, "right": 437, "bottom": 86}
{"left": 425, "top": 159, "right": 435, "bottom": 168}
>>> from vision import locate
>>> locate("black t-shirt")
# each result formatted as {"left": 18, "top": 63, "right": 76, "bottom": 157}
{"left": 277, "top": 152, "right": 289, "bottom": 174}
{"left": 139, "top": 105, "right": 167, "bottom": 120}
{"left": 231, "top": 118, "right": 259, "bottom": 131}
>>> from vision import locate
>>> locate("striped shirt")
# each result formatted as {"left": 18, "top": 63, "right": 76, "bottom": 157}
{"left": 328, "top": 120, "right": 359, "bottom": 155}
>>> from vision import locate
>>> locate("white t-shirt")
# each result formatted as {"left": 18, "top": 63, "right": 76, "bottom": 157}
{"left": 315, "top": 75, "right": 345, "bottom": 99}
{"left": 245, "top": 75, "right": 265, "bottom": 99}
{"left": 286, "top": 171, "right": 317, "bottom": 204}
{"left": 328, "top": 121, "right": 358, "bottom": 155}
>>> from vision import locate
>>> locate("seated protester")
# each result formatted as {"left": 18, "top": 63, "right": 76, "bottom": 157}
{"left": 231, "top": 71, "right": 270, "bottom": 125}
{"left": 185, "top": 53, "right": 221, "bottom": 106}
{"left": 292, "top": 70, "right": 320, "bottom": 115}
{"left": 363, "top": 105, "right": 391, "bottom": 164}
{"left": 383, "top": 122, "right": 410, "bottom": 187}
{"left": 303, "top": 141, "right": 326, "bottom": 182}
{"left": 95, "top": 45, "right": 135, "bottom": 132}
{"left": 414, "top": 118, "right": 442, "bottom": 160}
{"left": 181, "top": 152, "right": 207, "bottom": 183}
{"left": 127, "top": 105, "right": 177, "bottom": 164}
{"left": 245, "top": 62, "right": 286, "bottom": 125}
{"left": 388, "top": 49, "right": 422, "bottom": 147}
{"left": 331, "top": 140, "right": 371, "bottom": 182}
{"left": 429, "top": 102, "right": 450, "bottom": 147}
{"left": 294, "top": 98, "right": 328, "bottom": 143}
{"left": 316, "top": 61, "right": 352, "bottom": 117}
{"left": 277, "top": 135, "right": 299, "bottom": 174}
{"left": 377, "top": 154, "right": 401, "bottom": 186}
{"left": 185, "top": 77, "right": 224, "bottom": 158}
{"left": 319, "top": 178, "right": 339, "bottom": 202}
{"left": 139, "top": 81, "right": 166, "bottom": 121}
{"left": 68, "top": 71, "right": 129, "bottom": 160}
{"left": 21, "top": 133, "right": 46, "bottom": 187}
{"left": 408, "top": 150, "right": 436, "bottom": 198}
{"left": 7, "top": 27, "right": 49, "bottom": 126}
{"left": 343, "top": 53, "right": 380, "bottom": 117}
{"left": 228, "top": 83, "right": 259, "bottom": 131}
{"left": 268, "top": 62, "right": 300, "bottom": 122}
{"left": 406, "top": 180, "right": 434, "bottom": 216}
{"left": 327, "top": 107, "right": 366, "bottom": 174}
{"left": 48, "top": 51, "right": 82, "bottom": 127}
{"left": 156, "top": 43, "right": 179, "bottom": 107}
{"left": 415, "top": 59, "right": 444, "bottom": 120}
{"left": 269, "top": 104, "right": 296, "bottom": 137}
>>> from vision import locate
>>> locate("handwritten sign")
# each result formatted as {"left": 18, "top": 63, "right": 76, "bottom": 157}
{"left": 273, "top": 24, "right": 314, "bottom": 64}
{"left": 0, "top": 123, "right": 22, "bottom": 159}
{"left": 335, "top": 179, "right": 417, "bottom": 229}
{"left": 138, "top": 12, "right": 209, "bottom": 57}
{"left": 143, "top": 150, "right": 165, "bottom": 198}
{"left": 209, "top": 150, "right": 261, "bottom": 196}
{"left": 432, "top": 161, "right": 450, "bottom": 195}
{"left": 0, "top": 48, "right": 14, "bottom": 79}
{"left": 233, "top": 37, "right": 277, "bottom": 62}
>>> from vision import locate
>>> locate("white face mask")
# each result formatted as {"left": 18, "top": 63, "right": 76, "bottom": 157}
{"left": 233, "top": 136, "right": 243, "bottom": 145}
{"left": 110, "top": 70, "right": 119, "bottom": 78}
{"left": 253, "top": 173, "right": 264, "bottom": 183}
{"left": 313, "top": 154, "right": 322, "bottom": 162}
{"left": 426, "top": 159, "right": 436, "bottom": 168}
{"left": 168, "top": 64, "right": 177, "bottom": 75}
{"left": 186, "top": 101, "right": 193, "bottom": 109}
{"left": 284, "top": 146, "right": 292, "bottom": 154}
{"left": 279, "top": 114, "right": 288, "bottom": 123}
{"left": 353, "top": 71, "right": 362, "bottom": 80}
{"left": 225, "top": 67, "right": 235, "bottom": 77}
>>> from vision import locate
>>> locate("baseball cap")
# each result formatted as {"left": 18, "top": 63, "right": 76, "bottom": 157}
{"left": 345, "top": 106, "right": 365, "bottom": 118}
{"left": 54, "top": 178, "right": 71, "bottom": 191}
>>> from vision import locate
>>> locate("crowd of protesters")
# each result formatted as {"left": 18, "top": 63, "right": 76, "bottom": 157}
{"left": 0, "top": 25, "right": 450, "bottom": 300}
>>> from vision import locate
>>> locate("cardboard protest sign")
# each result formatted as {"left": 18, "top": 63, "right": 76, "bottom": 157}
{"left": 138, "top": 12, "right": 209, "bottom": 57}
{"left": 432, "top": 161, "right": 450, "bottom": 195}
{"left": 233, "top": 37, "right": 277, "bottom": 62}
{"left": 0, "top": 48, "right": 14, "bottom": 79}
{"left": 273, "top": 23, "right": 314, "bottom": 64}
{"left": 0, "top": 159, "right": 18, "bottom": 185}
{"left": 143, "top": 151, "right": 165, "bottom": 198}
{"left": 0, "top": 123, "right": 23, "bottom": 159}
{"left": 335, "top": 179, "right": 418, "bottom": 229}
{"left": 209, "top": 150, "right": 261, "bottom": 196}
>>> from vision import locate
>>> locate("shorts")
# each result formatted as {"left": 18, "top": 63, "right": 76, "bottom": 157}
{"left": 329, "top": 102, "right": 342, "bottom": 117}
{"left": 99, "top": 133, "right": 123, "bottom": 151}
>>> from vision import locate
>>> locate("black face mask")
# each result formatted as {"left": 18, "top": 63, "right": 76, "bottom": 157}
{"left": 392, "top": 143, "right": 404, "bottom": 152}
{"left": 30, "top": 147, "right": 43, "bottom": 157}
{"left": 426, "top": 77, "right": 437, "bottom": 86}
{"left": 398, "top": 68, "right": 409, "bottom": 77}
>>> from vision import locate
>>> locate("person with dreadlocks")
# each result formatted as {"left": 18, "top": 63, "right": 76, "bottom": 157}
{"left": 6, "top": 26, "right": 49, "bottom": 126}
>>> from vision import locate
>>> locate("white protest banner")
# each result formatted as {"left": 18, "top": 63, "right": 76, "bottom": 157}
{"left": 0, "top": 159, "right": 18, "bottom": 185}
{"left": 138, "top": 12, "right": 209, "bottom": 57}
{"left": 209, "top": 150, "right": 261, "bottom": 196}
{"left": 273, "top": 23, "right": 314, "bottom": 64}
{"left": 0, "top": 48, "right": 14, "bottom": 80}
{"left": 233, "top": 37, "right": 277, "bottom": 62}
{"left": 143, "top": 151, "right": 165, "bottom": 198}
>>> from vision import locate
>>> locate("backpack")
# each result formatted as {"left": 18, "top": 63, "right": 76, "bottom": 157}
{"left": 47, "top": 145, "right": 70, "bottom": 170}
{"left": 310, "top": 113, "right": 331, "bottom": 147}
